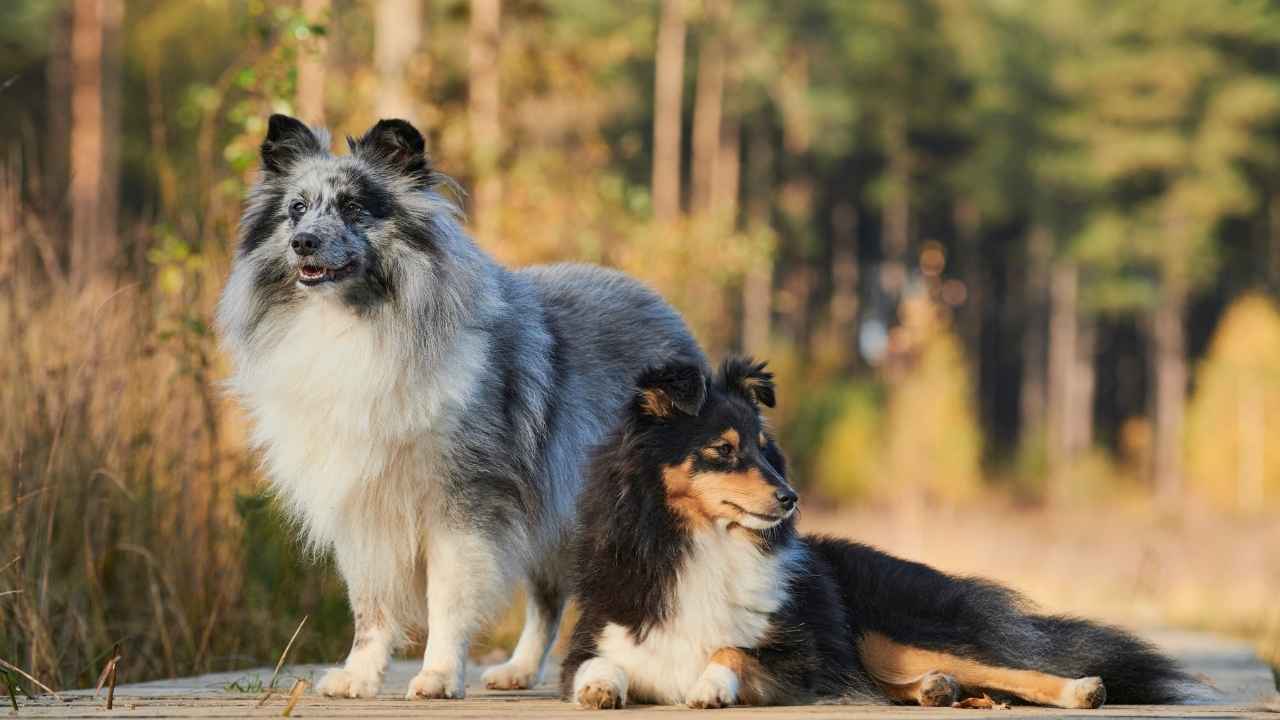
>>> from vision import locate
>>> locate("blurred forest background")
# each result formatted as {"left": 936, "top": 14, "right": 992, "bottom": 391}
{"left": 2, "top": 0, "right": 1279, "bottom": 692}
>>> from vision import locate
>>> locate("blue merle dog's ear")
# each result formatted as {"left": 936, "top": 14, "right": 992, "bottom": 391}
{"left": 350, "top": 119, "right": 435, "bottom": 187}
{"left": 720, "top": 356, "right": 776, "bottom": 408}
{"left": 635, "top": 362, "right": 707, "bottom": 418}
{"left": 261, "top": 114, "right": 323, "bottom": 174}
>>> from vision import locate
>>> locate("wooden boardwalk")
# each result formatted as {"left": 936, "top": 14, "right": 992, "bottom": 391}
{"left": 11, "top": 631, "right": 1278, "bottom": 718}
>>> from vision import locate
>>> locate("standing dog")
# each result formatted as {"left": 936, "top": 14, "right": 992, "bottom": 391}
{"left": 564, "top": 357, "right": 1212, "bottom": 709}
{"left": 217, "top": 115, "right": 704, "bottom": 699}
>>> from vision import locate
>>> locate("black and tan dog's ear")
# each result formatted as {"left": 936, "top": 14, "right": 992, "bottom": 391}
{"left": 350, "top": 118, "right": 435, "bottom": 187}
{"left": 721, "top": 356, "right": 776, "bottom": 408}
{"left": 635, "top": 362, "right": 706, "bottom": 418}
{"left": 261, "top": 114, "right": 324, "bottom": 174}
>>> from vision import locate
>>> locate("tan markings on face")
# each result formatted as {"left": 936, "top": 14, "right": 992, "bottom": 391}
{"left": 662, "top": 460, "right": 780, "bottom": 528}
{"left": 700, "top": 428, "right": 740, "bottom": 461}
{"left": 662, "top": 458, "right": 711, "bottom": 529}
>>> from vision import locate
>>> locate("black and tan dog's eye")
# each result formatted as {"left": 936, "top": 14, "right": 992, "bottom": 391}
{"left": 714, "top": 442, "right": 734, "bottom": 458}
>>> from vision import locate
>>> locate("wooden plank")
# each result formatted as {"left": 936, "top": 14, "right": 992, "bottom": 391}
{"left": 11, "top": 631, "right": 1277, "bottom": 718}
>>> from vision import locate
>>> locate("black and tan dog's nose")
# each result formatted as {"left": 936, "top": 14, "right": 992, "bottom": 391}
{"left": 291, "top": 232, "right": 321, "bottom": 256}
{"left": 775, "top": 488, "right": 797, "bottom": 511}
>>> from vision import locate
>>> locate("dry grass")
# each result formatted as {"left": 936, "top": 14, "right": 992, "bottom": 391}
{"left": 0, "top": 162, "right": 350, "bottom": 691}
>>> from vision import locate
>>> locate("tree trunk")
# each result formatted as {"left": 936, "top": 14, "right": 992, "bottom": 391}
{"left": 101, "top": 0, "right": 121, "bottom": 266}
{"left": 1020, "top": 227, "right": 1051, "bottom": 443}
{"left": 1151, "top": 280, "right": 1187, "bottom": 506}
{"left": 715, "top": 117, "right": 740, "bottom": 220}
{"left": 296, "top": 0, "right": 330, "bottom": 124}
{"left": 468, "top": 0, "right": 502, "bottom": 244}
{"left": 1072, "top": 314, "right": 1096, "bottom": 455}
{"left": 651, "top": 0, "right": 686, "bottom": 224}
{"left": 829, "top": 201, "right": 859, "bottom": 361}
{"left": 1047, "top": 260, "right": 1078, "bottom": 495}
{"left": 45, "top": 5, "right": 71, "bottom": 228}
{"left": 690, "top": 0, "right": 726, "bottom": 216}
{"left": 69, "top": 0, "right": 119, "bottom": 285}
{"left": 881, "top": 115, "right": 911, "bottom": 298}
{"left": 954, "top": 200, "right": 982, "bottom": 364}
{"left": 741, "top": 120, "right": 772, "bottom": 353}
{"left": 375, "top": 0, "right": 422, "bottom": 119}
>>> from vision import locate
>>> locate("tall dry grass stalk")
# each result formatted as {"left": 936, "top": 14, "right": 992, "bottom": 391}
{"left": 0, "top": 160, "right": 348, "bottom": 690}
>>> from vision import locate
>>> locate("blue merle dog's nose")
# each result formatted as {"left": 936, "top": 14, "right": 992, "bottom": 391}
{"left": 291, "top": 232, "right": 321, "bottom": 256}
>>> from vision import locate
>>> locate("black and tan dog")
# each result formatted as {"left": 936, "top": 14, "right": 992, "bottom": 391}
{"left": 562, "top": 357, "right": 1211, "bottom": 709}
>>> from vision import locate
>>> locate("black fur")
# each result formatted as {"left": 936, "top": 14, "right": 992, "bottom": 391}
{"left": 261, "top": 114, "right": 324, "bottom": 174}
{"left": 562, "top": 357, "right": 1208, "bottom": 707}
{"left": 349, "top": 119, "right": 437, "bottom": 188}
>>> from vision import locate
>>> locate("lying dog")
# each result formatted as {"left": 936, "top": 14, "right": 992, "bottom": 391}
{"left": 562, "top": 357, "right": 1211, "bottom": 709}
{"left": 217, "top": 115, "right": 704, "bottom": 699}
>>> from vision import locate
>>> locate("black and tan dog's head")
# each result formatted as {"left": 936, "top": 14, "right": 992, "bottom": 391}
{"left": 631, "top": 357, "right": 796, "bottom": 531}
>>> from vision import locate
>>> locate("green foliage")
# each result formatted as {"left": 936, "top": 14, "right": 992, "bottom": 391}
{"left": 1187, "top": 294, "right": 1280, "bottom": 512}
{"left": 1053, "top": 0, "right": 1280, "bottom": 303}
{"left": 811, "top": 381, "right": 884, "bottom": 503}
{"left": 804, "top": 301, "right": 982, "bottom": 506}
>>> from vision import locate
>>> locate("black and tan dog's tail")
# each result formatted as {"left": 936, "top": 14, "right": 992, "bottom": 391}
{"left": 808, "top": 536, "right": 1217, "bottom": 705}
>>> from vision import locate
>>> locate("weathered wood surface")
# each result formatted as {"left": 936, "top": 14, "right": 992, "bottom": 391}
{"left": 11, "top": 631, "right": 1278, "bottom": 718}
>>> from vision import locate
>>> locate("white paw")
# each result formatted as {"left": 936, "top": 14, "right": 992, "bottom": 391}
{"left": 686, "top": 665, "right": 738, "bottom": 709}
{"left": 315, "top": 667, "right": 381, "bottom": 698}
{"left": 406, "top": 669, "right": 465, "bottom": 700}
{"left": 576, "top": 679, "right": 625, "bottom": 709}
{"left": 482, "top": 660, "right": 541, "bottom": 690}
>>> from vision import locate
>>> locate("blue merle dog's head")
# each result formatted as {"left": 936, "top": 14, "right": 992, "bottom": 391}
{"left": 220, "top": 115, "right": 479, "bottom": 346}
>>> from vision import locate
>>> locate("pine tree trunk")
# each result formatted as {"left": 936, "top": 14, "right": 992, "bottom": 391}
{"left": 375, "top": 0, "right": 422, "bottom": 119}
{"left": 1072, "top": 314, "right": 1096, "bottom": 455}
{"left": 829, "top": 201, "right": 859, "bottom": 360}
{"left": 741, "top": 121, "right": 772, "bottom": 353}
{"left": 690, "top": 0, "right": 725, "bottom": 216}
{"left": 69, "top": 0, "right": 119, "bottom": 285}
{"left": 1047, "top": 260, "right": 1078, "bottom": 494}
{"left": 652, "top": 0, "right": 686, "bottom": 224}
{"left": 101, "top": 0, "right": 121, "bottom": 268}
{"left": 954, "top": 200, "right": 982, "bottom": 364}
{"left": 46, "top": 6, "right": 71, "bottom": 231}
{"left": 469, "top": 0, "right": 502, "bottom": 243}
{"left": 715, "top": 117, "right": 740, "bottom": 219}
{"left": 1151, "top": 281, "right": 1187, "bottom": 506}
{"left": 296, "top": 0, "right": 330, "bottom": 124}
{"left": 882, "top": 116, "right": 910, "bottom": 297}
{"left": 1020, "top": 227, "right": 1051, "bottom": 442}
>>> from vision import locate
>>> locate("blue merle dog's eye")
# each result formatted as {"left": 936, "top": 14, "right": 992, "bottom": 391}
{"left": 288, "top": 199, "right": 307, "bottom": 221}
{"left": 342, "top": 198, "right": 363, "bottom": 217}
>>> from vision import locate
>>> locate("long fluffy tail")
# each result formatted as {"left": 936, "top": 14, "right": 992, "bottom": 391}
{"left": 807, "top": 536, "right": 1215, "bottom": 704}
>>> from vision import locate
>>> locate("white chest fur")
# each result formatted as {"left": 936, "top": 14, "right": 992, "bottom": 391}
{"left": 596, "top": 529, "right": 801, "bottom": 705}
{"left": 229, "top": 299, "right": 486, "bottom": 565}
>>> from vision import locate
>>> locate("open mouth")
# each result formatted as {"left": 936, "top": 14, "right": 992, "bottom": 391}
{"left": 297, "top": 260, "right": 357, "bottom": 286}
{"left": 723, "top": 501, "right": 785, "bottom": 524}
